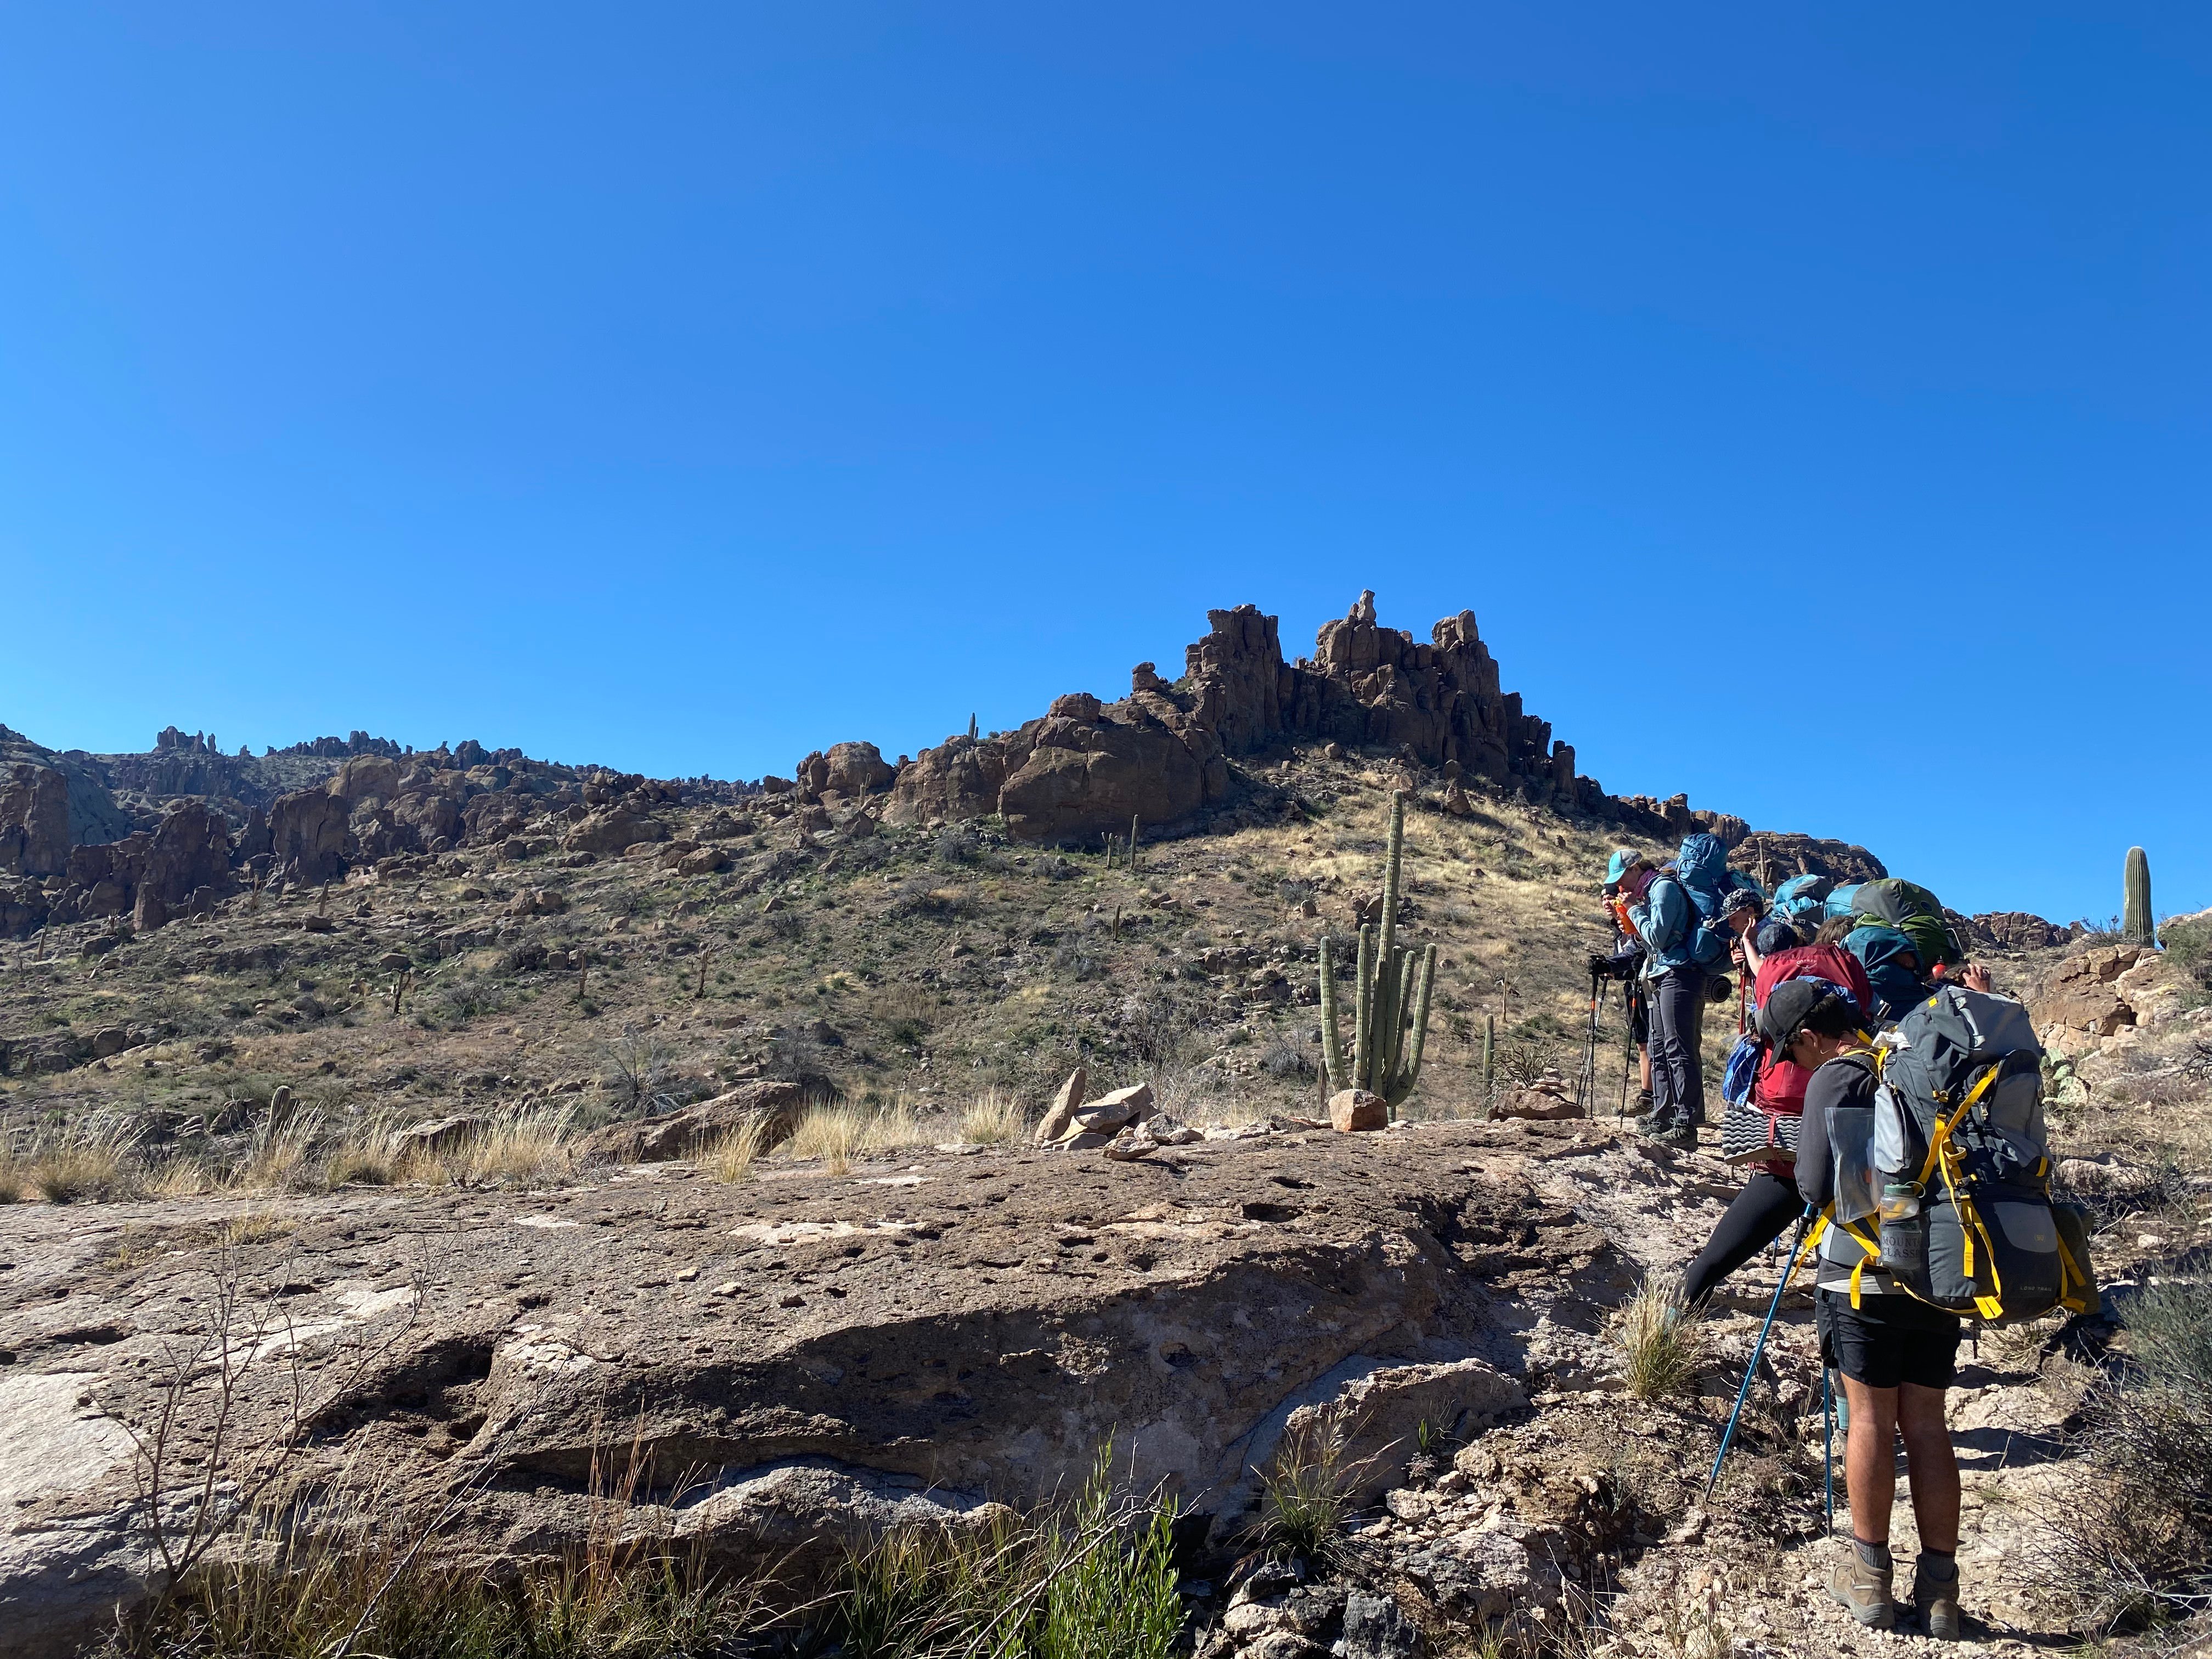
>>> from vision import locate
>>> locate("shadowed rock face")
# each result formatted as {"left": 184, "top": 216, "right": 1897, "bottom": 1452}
{"left": 0, "top": 1118, "right": 1695, "bottom": 1656}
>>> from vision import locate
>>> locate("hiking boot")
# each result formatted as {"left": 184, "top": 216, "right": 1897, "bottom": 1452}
{"left": 1637, "top": 1120, "right": 1695, "bottom": 1150}
{"left": 1913, "top": 1556, "right": 1961, "bottom": 1641}
{"left": 1829, "top": 1553, "right": 1895, "bottom": 1630}
{"left": 1626, "top": 1089, "right": 1656, "bottom": 1119}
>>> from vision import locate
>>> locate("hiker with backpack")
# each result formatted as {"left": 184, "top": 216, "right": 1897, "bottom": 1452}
{"left": 1622, "top": 833, "right": 1755, "bottom": 1148}
{"left": 1589, "top": 849, "right": 1653, "bottom": 1116}
{"left": 1779, "top": 973, "right": 2096, "bottom": 1638}
{"left": 1678, "top": 926, "right": 1875, "bottom": 1308}
{"left": 1768, "top": 980, "right": 1966, "bottom": 1638}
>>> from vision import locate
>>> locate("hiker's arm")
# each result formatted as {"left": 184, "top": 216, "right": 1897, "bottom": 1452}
{"left": 1795, "top": 1070, "right": 1839, "bottom": 1211}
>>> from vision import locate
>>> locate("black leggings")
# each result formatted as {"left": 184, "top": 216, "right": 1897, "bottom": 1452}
{"left": 1682, "top": 1172, "right": 1805, "bottom": 1308}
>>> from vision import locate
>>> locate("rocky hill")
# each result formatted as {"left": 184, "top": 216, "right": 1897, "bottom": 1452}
{"left": 3, "top": 591, "right": 2180, "bottom": 1659}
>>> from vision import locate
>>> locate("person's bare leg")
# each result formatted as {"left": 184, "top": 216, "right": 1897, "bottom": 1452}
{"left": 1843, "top": 1378, "right": 1899, "bottom": 1542}
{"left": 1640, "top": 1045, "right": 1652, "bottom": 1093}
{"left": 1832, "top": 1377, "right": 1901, "bottom": 1627}
{"left": 1897, "top": 1384, "right": 1960, "bottom": 1550}
{"left": 1898, "top": 1381, "right": 1963, "bottom": 1635}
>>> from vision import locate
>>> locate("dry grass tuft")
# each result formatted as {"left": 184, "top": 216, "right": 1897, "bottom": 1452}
{"left": 1613, "top": 1274, "right": 1705, "bottom": 1401}
{"left": 446, "top": 1108, "right": 573, "bottom": 1187}
{"left": 704, "top": 1118, "right": 767, "bottom": 1184}
{"left": 234, "top": 1112, "right": 321, "bottom": 1193}
{"left": 219, "top": 1211, "right": 296, "bottom": 1247}
{"left": 785, "top": 1102, "right": 924, "bottom": 1175}
{"left": 32, "top": 1131, "right": 139, "bottom": 1204}
{"left": 957, "top": 1090, "right": 1026, "bottom": 1145}
{"left": 323, "top": 1141, "right": 394, "bottom": 1187}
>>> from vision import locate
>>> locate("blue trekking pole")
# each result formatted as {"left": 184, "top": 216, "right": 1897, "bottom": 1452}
{"left": 1703, "top": 1206, "right": 1815, "bottom": 1499}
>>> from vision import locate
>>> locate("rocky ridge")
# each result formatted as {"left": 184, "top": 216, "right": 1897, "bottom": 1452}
{"left": 2, "top": 592, "right": 2074, "bottom": 949}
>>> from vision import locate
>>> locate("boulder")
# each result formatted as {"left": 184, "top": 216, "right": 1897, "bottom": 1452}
{"left": 266, "top": 788, "right": 353, "bottom": 885}
{"left": 882, "top": 736, "right": 1012, "bottom": 828}
{"left": 1065, "top": 1082, "right": 1153, "bottom": 1136}
{"left": 2031, "top": 948, "right": 2143, "bottom": 1036}
{"left": 823, "top": 742, "right": 898, "bottom": 796}
{"left": 563, "top": 810, "right": 668, "bottom": 857}
{"left": 1329, "top": 1090, "right": 1388, "bottom": 1132}
{"left": 998, "top": 707, "right": 1215, "bottom": 845}
{"left": 573, "top": 1081, "right": 810, "bottom": 1164}
{"left": 1032, "top": 1066, "right": 1087, "bottom": 1145}
{"left": 678, "top": 847, "right": 730, "bottom": 877}
{"left": 391, "top": 1116, "right": 483, "bottom": 1158}
{"left": 0, "top": 764, "right": 71, "bottom": 878}
{"left": 1489, "top": 1086, "right": 1581, "bottom": 1122}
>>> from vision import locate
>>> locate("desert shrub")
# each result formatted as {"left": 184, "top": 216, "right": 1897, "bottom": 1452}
{"left": 1051, "top": 937, "right": 1104, "bottom": 982}
{"left": 2161, "top": 915, "right": 2212, "bottom": 1003}
{"left": 447, "top": 1109, "right": 574, "bottom": 1188}
{"left": 2031, "top": 1278, "right": 2212, "bottom": 1634}
{"left": 1260, "top": 1035, "right": 1314, "bottom": 1080}
{"left": 600, "top": 1030, "right": 676, "bottom": 1116}
{"left": 322, "top": 1141, "right": 394, "bottom": 1187}
{"left": 834, "top": 1450, "right": 1181, "bottom": 1659}
{"left": 1116, "top": 994, "right": 1188, "bottom": 1068}
{"left": 929, "top": 827, "right": 983, "bottom": 867}
{"left": 1250, "top": 1407, "right": 1359, "bottom": 1569}
{"left": 114, "top": 1489, "right": 764, "bottom": 1659}
{"left": 234, "top": 1110, "right": 323, "bottom": 1193}
{"left": 1612, "top": 1276, "right": 1704, "bottom": 1401}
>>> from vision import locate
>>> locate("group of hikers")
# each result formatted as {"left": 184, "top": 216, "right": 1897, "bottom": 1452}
{"left": 1587, "top": 833, "right": 2095, "bottom": 1640}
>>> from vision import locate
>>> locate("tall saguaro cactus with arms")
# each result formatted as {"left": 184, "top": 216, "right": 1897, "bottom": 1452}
{"left": 1318, "top": 792, "right": 1439, "bottom": 1111}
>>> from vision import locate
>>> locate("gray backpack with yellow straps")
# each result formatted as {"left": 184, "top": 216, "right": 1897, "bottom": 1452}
{"left": 1849, "top": 986, "right": 2096, "bottom": 1322}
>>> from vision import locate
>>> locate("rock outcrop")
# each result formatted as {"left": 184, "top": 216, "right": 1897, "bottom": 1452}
{"left": 0, "top": 763, "right": 70, "bottom": 879}
{"left": 887, "top": 595, "right": 1596, "bottom": 844}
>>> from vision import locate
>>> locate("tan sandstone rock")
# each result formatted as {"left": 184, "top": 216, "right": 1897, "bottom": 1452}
{"left": 1329, "top": 1089, "right": 1388, "bottom": 1132}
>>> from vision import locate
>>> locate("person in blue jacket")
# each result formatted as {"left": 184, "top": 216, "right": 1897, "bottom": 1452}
{"left": 1624, "top": 833, "right": 1738, "bottom": 1147}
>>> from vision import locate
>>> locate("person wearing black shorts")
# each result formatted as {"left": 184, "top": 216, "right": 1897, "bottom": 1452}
{"left": 1781, "top": 982, "right": 1964, "bottom": 1641}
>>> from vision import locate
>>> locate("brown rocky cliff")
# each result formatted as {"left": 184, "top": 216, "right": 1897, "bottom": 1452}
{"left": 887, "top": 593, "right": 1594, "bottom": 845}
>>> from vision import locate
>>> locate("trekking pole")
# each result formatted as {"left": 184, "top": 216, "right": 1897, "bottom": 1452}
{"left": 1583, "top": 969, "right": 1601, "bottom": 1116}
{"left": 1822, "top": 1364, "right": 1836, "bottom": 1534}
{"left": 1617, "top": 986, "right": 1635, "bottom": 1120}
{"left": 1703, "top": 1206, "right": 1815, "bottom": 1499}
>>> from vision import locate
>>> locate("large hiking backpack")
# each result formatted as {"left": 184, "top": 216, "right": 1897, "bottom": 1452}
{"left": 1849, "top": 878, "right": 1965, "bottom": 968}
{"left": 1772, "top": 873, "right": 1833, "bottom": 923}
{"left": 1669, "top": 833, "right": 1762, "bottom": 969}
{"left": 1832, "top": 986, "right": 2097, "bottom": 1322}
{"left": 1718, "top": 969, "right": 1861, "bottom": 1165}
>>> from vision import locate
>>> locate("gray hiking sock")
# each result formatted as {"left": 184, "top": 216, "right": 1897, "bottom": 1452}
{"left": 1918, "top": 1550, "right": 1957, "bottom": 1579}
{"left": 1853, "top": 1537, "right": 1893, "bottom": 1572}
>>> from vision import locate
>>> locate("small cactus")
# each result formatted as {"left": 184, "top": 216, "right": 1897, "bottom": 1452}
{"left": 1318, "top": 792, "right": 1438, "bottom": 1111}
{"left": 2124, "top": 846, "right": 2155, "bottom": 945}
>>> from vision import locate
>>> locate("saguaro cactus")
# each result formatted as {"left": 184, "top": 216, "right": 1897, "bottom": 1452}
{"left": 2124, "top": 847, "right": 2155, "bottom": 945}
{"left": 1318, "top": 792, "right": 1439, "bottom": 1110}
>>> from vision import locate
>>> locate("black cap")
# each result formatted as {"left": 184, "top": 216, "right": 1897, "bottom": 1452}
{"left": 1757, "top": 979, "right": 1828, "bottom": 1052}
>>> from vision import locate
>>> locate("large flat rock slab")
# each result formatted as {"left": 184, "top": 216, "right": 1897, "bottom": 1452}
{"left": 0, "top": 1118, "right": 1728, "bottom": 1657}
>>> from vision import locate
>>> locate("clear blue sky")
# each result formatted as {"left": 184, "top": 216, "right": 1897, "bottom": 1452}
{"left": 2, "top": 7, "right": 2205, "bottom": 925}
